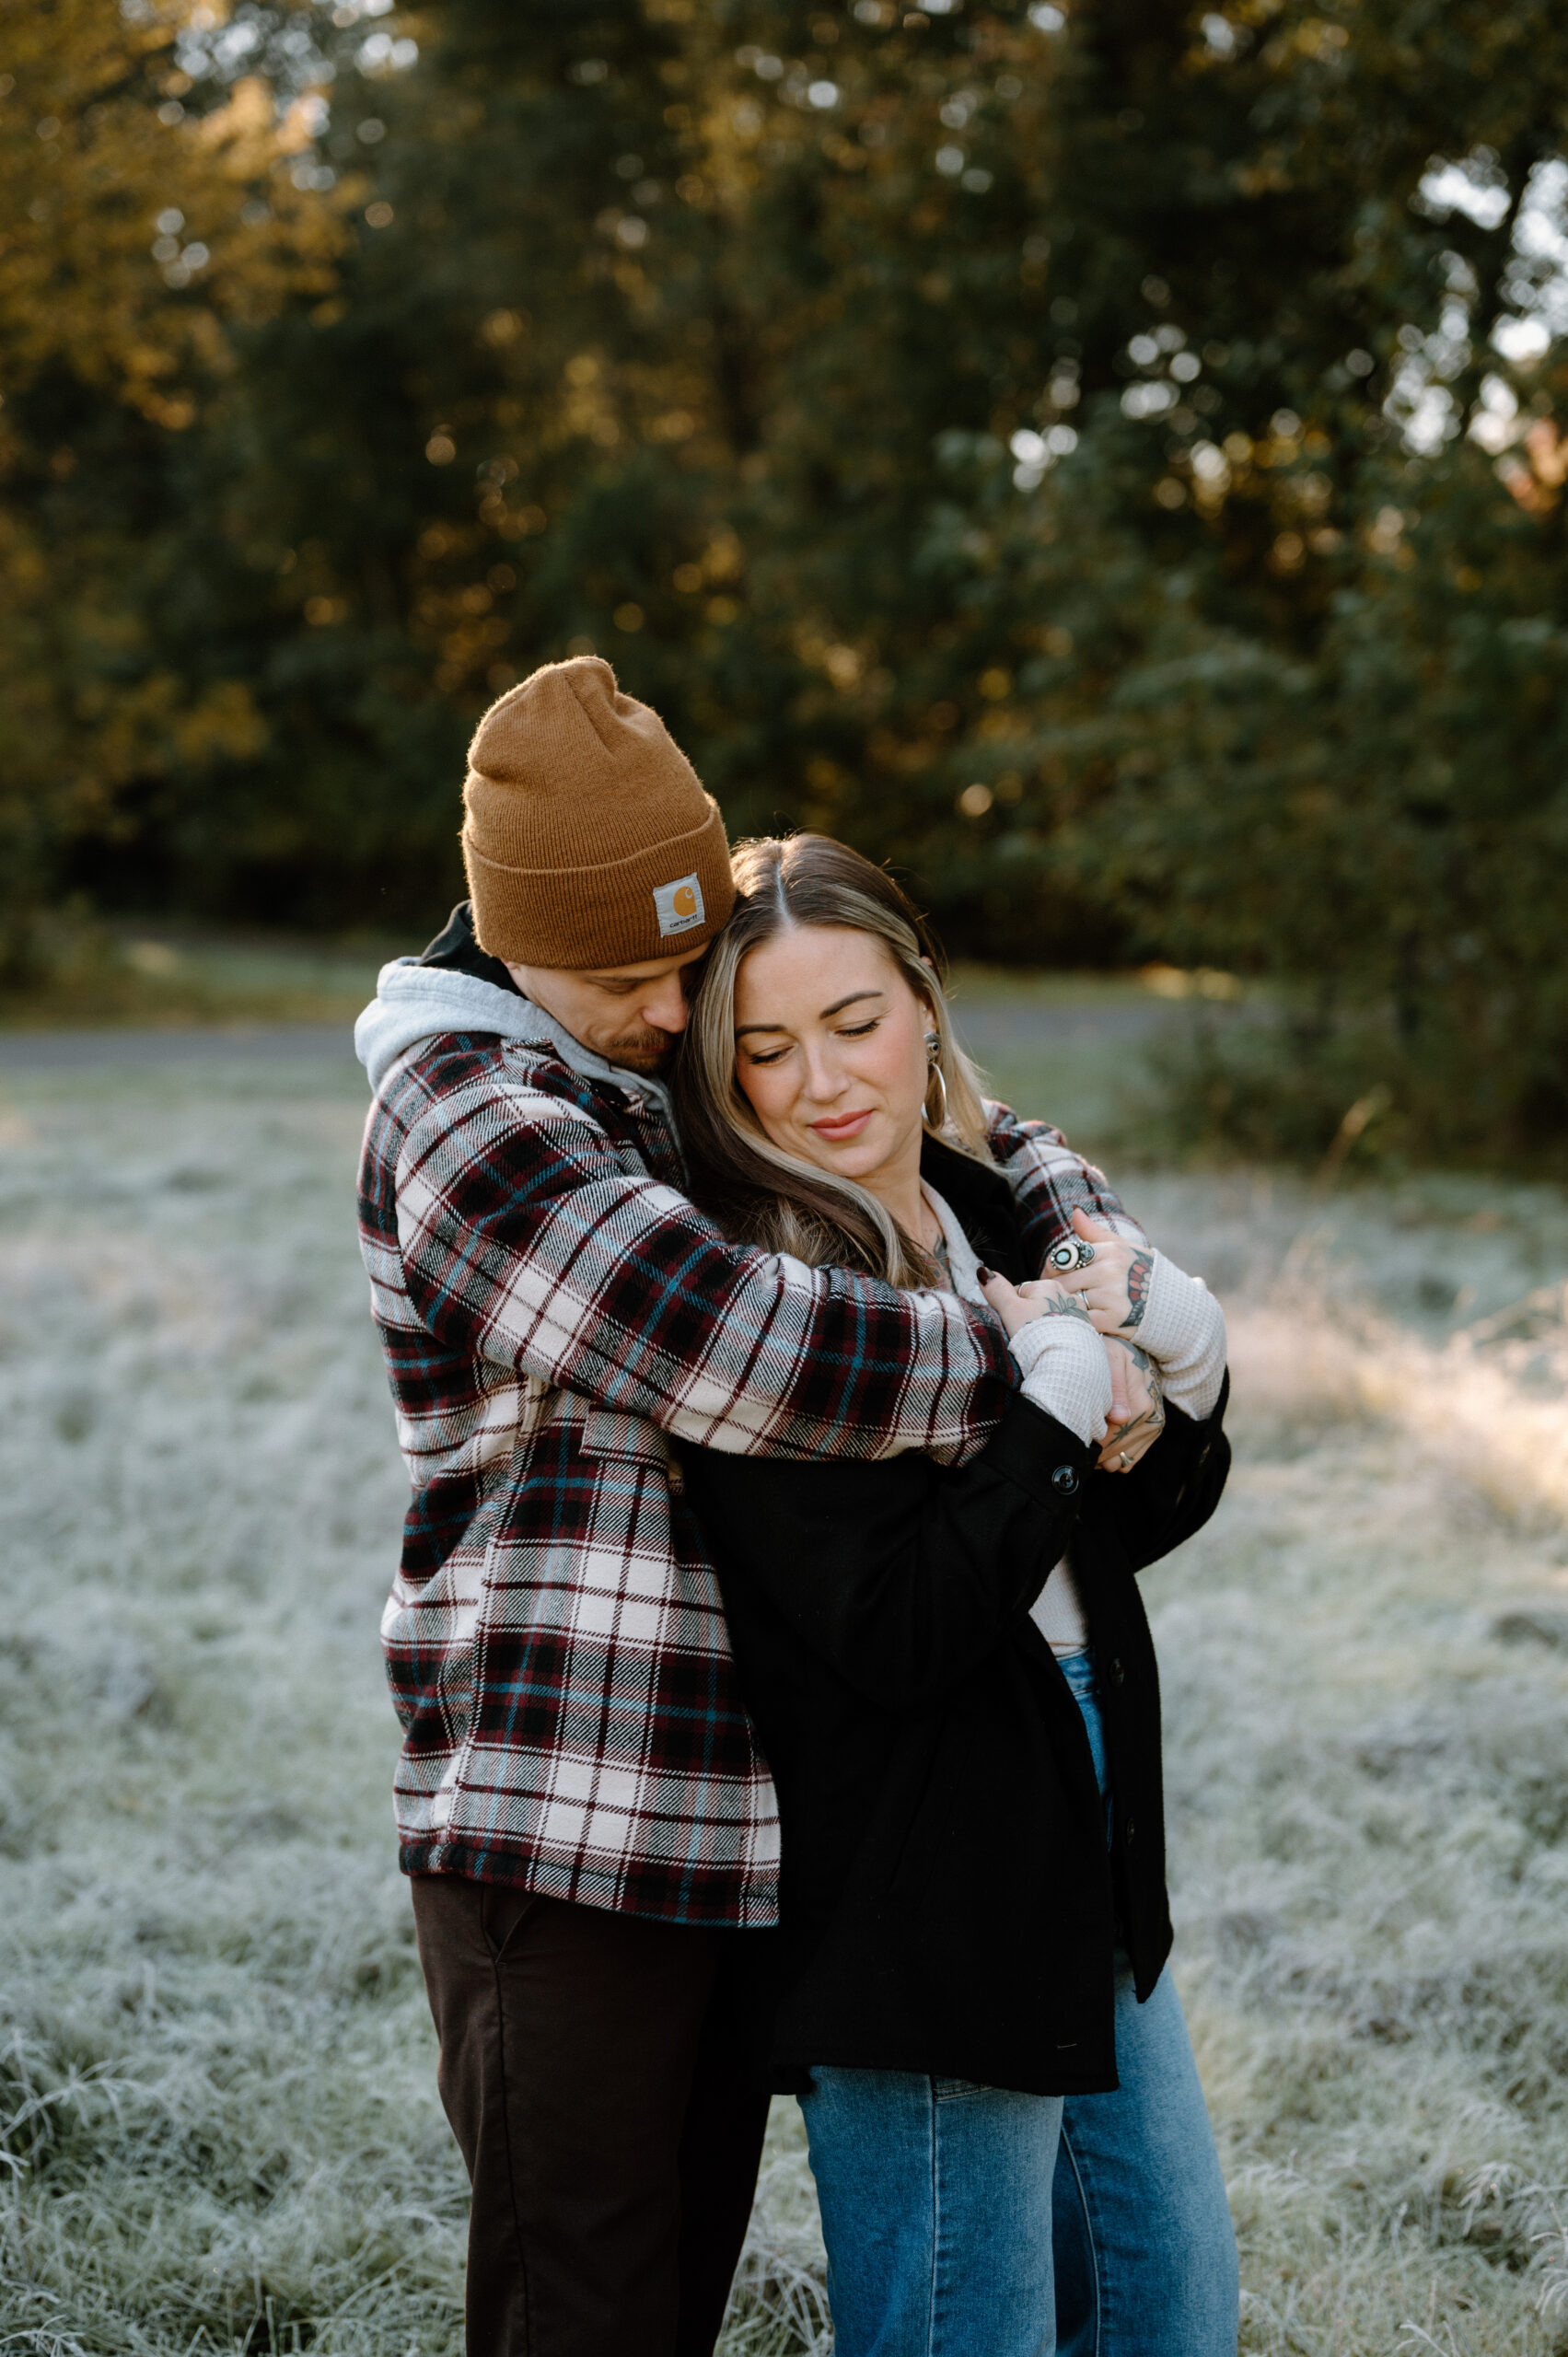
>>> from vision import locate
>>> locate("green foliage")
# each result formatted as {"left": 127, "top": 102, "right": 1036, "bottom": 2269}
{"left": 6, "top": 0, "right": 1568, "bottom": 1156}
{"left": 0, "top": 0, "right": 339, "bottom": 979}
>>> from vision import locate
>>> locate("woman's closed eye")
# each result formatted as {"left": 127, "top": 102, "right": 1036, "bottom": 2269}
{"left": 740, "top": 1016, "right": 883, "bottom": 1068}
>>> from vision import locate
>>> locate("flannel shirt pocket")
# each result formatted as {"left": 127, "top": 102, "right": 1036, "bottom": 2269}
{"left": 579, "top": 1403, "right": 684, "bottom": 1501}
{"left": 579, "top": 1405, "right": 671, "bottom": 1467}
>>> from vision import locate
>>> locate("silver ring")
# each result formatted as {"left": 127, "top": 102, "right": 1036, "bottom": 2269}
{"left": 1118, "top": 1450, "right": 1132, "bottom": 1469}
{"left": 1048, "top": 1238, "right": 1096, "bottom": 1274}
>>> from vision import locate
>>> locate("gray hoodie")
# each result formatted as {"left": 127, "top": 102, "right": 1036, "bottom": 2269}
{"left": 353, "top": 957, "right": 677, "bottom": 1128}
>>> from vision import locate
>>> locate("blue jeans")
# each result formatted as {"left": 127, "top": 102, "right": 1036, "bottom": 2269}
{"left": 798, "top": 1651, "right": 1238, "bottom": 2357}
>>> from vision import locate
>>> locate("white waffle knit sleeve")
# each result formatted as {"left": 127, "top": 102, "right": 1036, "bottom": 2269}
{"left": 1008, "top": 1315, "right": 1113, "bottom": 1446}
{"left": 1134, "top": 1253, "right": 1226, "bottom": 1420}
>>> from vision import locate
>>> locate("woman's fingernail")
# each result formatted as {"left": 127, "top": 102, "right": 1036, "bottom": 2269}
{"left": 977, "top": 1266, "right": 993, "bottom": 1283}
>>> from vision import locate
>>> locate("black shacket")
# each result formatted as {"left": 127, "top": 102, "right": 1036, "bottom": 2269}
{"left": 678, "top": 1138, "right": 1230, "bottom": 2097}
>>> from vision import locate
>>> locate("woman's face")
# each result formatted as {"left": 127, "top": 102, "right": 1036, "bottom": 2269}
{"left": 731, "top": 923, "right": 933, "bottom": 1185}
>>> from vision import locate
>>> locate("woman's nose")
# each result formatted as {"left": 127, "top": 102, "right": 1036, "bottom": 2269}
{"left": 797, "top": 1042, "right": 845, "bottom": 1102}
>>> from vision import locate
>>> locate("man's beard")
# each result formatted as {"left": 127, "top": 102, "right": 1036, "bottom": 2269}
{"left": 606, "top": 1028, "right": 675, "bottom": 1074}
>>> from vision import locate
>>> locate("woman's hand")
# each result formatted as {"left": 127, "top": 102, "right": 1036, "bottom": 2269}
{"left": 1048, "top": 1209, "right": 1156, "bottom": 1339}
{"left": 978, "top": 1271, "right": 1161, "bottom": 1474}
{"left": 977, "top": 1268, "right": 1092, "bottom": 1341}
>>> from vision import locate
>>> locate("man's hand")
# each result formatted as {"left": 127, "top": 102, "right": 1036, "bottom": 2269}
{"left": 1051, "top": 1209, "right": 1155, "bottom": 1338}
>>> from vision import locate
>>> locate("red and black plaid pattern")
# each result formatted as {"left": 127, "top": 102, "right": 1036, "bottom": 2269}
{"left": 986, "top": 1109, "right": 1144, "bottom": 1261}
{"left": 358, "top": 1030, "right": 1132, "bottom": 1926}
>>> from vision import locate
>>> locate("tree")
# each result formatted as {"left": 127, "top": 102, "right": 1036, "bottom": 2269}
{"left": 0, "top": 0, "right": 337, "bottom": 975}
{"left": 10, "top": 0, "right": 1568, "bottom": 1157}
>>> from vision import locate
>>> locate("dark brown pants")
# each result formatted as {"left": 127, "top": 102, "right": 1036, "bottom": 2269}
{"left": 410, "top": 1875, "right": 771, "bottom": 2357}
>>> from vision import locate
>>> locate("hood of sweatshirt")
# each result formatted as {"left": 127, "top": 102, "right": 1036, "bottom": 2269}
{"left": 353, "top": 957, "right": 676, "bottom": 1127}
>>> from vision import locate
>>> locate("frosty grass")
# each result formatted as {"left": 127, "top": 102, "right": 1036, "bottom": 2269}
{"left": 2, "top": 1048, "right": 1567, "bottom": 2355}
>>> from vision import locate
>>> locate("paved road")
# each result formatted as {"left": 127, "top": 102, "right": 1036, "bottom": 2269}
{"left": 0, "top": 1024, "right": 358, "bottom": 1071}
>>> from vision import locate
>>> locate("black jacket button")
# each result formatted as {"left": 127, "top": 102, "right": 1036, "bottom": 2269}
{"left": 1124, "top": 1818, "right": 1136, "bottom": 1846}
{"left": 1051, "top": 1465, "right": 1080, "bottom": 1496}
{"left": 1108, "top": 1657, "right": 1125, "bottom": 1688}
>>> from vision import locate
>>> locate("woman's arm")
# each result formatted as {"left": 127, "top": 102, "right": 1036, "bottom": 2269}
{"left": 1049, "top": 1211, "right": 1226, "bottom": 1423}
{"left": 977, "top": 1267, "right": 1161, "bottom": 1472}
{"left": 969, "top": 1109, "right": 1166, "bottom": 1469}
{"left": 680, "top": 1397, "right": 1093, "bottom": 1713}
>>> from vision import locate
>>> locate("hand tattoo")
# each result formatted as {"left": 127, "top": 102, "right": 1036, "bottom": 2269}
{"left": 1123, "top": 1248, "right": 1154, "bottom": 1329}
{"left": 1033, "top": 1294, "right": 1093, "bottom": 1322}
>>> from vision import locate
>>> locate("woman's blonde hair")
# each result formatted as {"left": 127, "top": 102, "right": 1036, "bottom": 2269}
{"left": 673, "top": 833, "right": 994, "bottom": 1286}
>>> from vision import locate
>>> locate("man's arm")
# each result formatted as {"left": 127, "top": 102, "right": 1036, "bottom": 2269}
{"left": 981, "top": 1098, "right": 1165, "bottom": 1465}
{"left": 388, "top": 1049, "right": 1016, "bottom": 1461}
{"left": 982, "top": 1100, "right": 1149, "bottom": 1259}
{"left": 1088, "top": 1378, "right": 1231, "bottom": 1573}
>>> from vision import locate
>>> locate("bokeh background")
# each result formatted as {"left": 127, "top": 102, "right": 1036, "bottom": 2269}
{"left": 7, "top": 0, "right": 1568, "bottom": 1161}
{"left": 5, "top": 6, "right": 1568, "bottom": 2355}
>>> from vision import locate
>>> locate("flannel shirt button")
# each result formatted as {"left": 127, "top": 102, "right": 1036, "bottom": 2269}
{"left": 1051, "top": 1464, "right": 1080, "bottom": 1496}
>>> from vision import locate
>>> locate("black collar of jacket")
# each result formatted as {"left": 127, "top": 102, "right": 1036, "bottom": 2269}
{"left": 919, "top": 1132, "right": 1031, "bottom": 1284}
{"left": 418, "top": 900, "right": 522, "bottom": 995}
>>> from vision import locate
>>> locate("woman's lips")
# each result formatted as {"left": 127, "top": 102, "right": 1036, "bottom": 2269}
{"left": 808, "top": 1108, "right": 875, "bottom": 1142}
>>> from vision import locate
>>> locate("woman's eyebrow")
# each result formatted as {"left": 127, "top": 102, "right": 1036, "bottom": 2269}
{"left": 735, "top": 988, "right": 885, "bottom": 1039}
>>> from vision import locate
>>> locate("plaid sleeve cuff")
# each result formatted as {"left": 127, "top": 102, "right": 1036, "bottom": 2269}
{"left": 1008, "top": 1315, "right": 1113, "bottom": 1446}
{"left": 1138, "top": 1253, "right": 1226, "bottom": 1421}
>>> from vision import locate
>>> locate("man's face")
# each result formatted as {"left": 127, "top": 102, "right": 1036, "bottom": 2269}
{"left": 505, "top": 946, "right": 708, "bottom": 1074}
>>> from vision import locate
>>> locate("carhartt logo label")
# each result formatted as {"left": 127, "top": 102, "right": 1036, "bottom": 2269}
{"left": 653, "top": 874, "right": 705, "bottom": 937}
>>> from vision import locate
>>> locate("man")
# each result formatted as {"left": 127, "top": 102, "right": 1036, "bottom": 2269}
{"left": 354, "top": 656, "right": 1145, "bottom": 2357}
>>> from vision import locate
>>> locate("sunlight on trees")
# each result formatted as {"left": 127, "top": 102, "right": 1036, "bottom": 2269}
{"left": 4, "top": 0, "right": 1568, "bottom": 1158}
{"left": 0, "top": 0, "right": 340, "bottom": 981}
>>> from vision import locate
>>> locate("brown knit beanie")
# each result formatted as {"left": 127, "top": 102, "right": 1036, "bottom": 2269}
{"left": 460, "top": 656, "right": 735, "bottom": 969}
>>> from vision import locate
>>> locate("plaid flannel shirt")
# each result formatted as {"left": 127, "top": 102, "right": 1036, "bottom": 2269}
{"left": 358, "top": 1025, "right": 1134, "bottom": 1927}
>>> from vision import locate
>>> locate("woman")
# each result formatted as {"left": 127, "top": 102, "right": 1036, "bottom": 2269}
{"left": 672, "top": 835, "right": 1238, "bottom": 2357}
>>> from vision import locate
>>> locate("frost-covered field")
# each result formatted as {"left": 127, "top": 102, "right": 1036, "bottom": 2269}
{"left": 2, "top": 1050, "right": 1567, "bottom": 2355}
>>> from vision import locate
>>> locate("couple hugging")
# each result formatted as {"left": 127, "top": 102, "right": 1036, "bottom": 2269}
{"left": 354, "top": 656, "right": 1237, "bottom": 2357}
